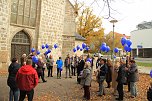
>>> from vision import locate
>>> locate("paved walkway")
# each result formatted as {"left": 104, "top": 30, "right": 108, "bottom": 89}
{"left": 138, "top": 66, "right": 152, "bottom": 74}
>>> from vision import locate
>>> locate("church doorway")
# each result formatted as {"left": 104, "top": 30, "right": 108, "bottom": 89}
{"left": 11, "top": 31, "right": 31, "bottom": 63}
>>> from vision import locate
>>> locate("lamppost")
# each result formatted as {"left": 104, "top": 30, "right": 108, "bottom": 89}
{"left": 110, "top": 19, "right": 118, "bottom": 87}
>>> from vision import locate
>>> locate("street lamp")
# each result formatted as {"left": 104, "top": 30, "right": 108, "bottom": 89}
{"left": 110, "top": 19, "right": 118, "bottom": 89}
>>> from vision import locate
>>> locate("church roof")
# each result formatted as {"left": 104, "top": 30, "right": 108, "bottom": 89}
{"left": 75, "top": 33, "right": 86, "bottom": 41}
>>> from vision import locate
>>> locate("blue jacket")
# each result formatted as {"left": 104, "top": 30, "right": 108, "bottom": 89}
{"left": 56, "top": 59, "right": 63, "bottom": 69}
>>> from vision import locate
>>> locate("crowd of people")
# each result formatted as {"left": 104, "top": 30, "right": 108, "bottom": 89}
{"left": 6, "top": 52, "right": 152, "bottom": 101}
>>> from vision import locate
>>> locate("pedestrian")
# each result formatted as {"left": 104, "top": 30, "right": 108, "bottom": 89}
{"left": 147, "top": 82, "right": 152, "bottom": 101}
{"left": 64, "top": 54, "right": 72, "bottom": 78}
{"left": 7, "top": 58, "right": 20, "bottom": 101}
{"left": 74, "top": 54, "right": 79, "bottom": 76}
{"left": 115, "top": 59, "right": 126, "bottom": 101}
{"left": 91, "top": 56, "right": 94, "bottom": 69}
{"left": 106, "top": 58, "right": 112, "bottom": 88}
{"left": 56, "top": 57, "right": 63, "bottom": 79}
{"left": 37, "top": 57, "right": 47, "bottom": 82}
{"left": 126, "top": 55, "right": 131, "bottom": 92}
{"left": 126, "top": 59, "right": 139, "bottom": 98}
{"left": 47, "top": 55, "right": 54, "bottom": 77}
{"left": 71, "top": 55, "right": 75, "bottom": 76}
{"left": 96, "top": 55, "right": 101, "bottom": 69}
{"left": 20, "top": 54, "right": 26, "bottom": 66}
{"left": 77, "top": 56, "right": 85, "bottom": 84}
{"left": 16, "top": 59, "right": 39, "bottom": 101}
{"left": 79, "top": 61, "right": 92, "bottom": 100}
{"left": 97, "top": 59, "right": 108, "bottom": 96}
{"left": 112, "top": 58, "right": 120, "bottom": 96}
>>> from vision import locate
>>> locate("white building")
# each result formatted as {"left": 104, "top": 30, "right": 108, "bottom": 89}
{"left": 130, "top": 21, "right": 152, "bottom": 58}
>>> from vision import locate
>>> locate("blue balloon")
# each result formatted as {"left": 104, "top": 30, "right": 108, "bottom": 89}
{"left": 32, "top": 56, "right": 38, "bottom": 63}
{"left": 100, "top": 45, "right": 107, "bottom": 52}
{"left": 150, "top": 70, "right": 152, "bottom": 78}
{"left": 82, "top": 43, "right": 86, "bottom": 49}
{"left": 80, "top": 48, "right": 83, "bottom": 51}
{"left": 105, "top": 46, "right": 110, "bottom": 53}
{"left": 121, "top": 37, "right": 127, "bottom": 46}
{"left": 102, "top": 42, "right": 106, "bottom": 46}
{"left": 114, "top": 55, "right": 116, "bottom": 59}
{"left": 73, "top": 48, "right": 77, "bottom": 52}
{"left": 124, "top": 45, "right": 129, "bottom": 52}
{"left": 47, "top": 49, "right": 51, "bottom": 53}
{"left": 45, "top": 44, "right": 49, "bottom": 48}
{"left": 86, "top": 46, "right": 89, "bottom": 51}
{"left": 36, "top": 50, "right": 40, "bottom": 55}
{"left": 86, "top": 58, "right": 92, "bottom": 63}
{"left": 128, "top": 47, "right": 132, "bottom": 52}
{"left": 45, "top": 51, "right": 48, "bottom": 55}
{"left": 31, "top": 48, "right": 35, "bottom": 53}
{"left": 114, "top": 47, "right": 119, "bottom": 53}
{"left": 126, "top": 39, "right": 132, "bottom": 47}
{"left": 77, "top": 45, "right": 80, "bottom": 50}
{"left": 54, "top": 44, "right": 58, "bottom": 49}
{"left": 42, "top": 44, "right": 45, "bottom": 49}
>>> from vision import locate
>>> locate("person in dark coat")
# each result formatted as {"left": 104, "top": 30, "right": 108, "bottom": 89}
{"left": 147, "top": 82, "right": 152, "bottom": 101}
{"left": 106, "top": 59, "right": 112, "bottom": 88}
{"left": 7, "top": 58, "right": 20, "bottom": 101}
{"left": 77, "top": 56, "right": 85, "bottom": 84}
{"left": 125, "top": 56, "right": 131, "bottom": 92}
{"left": 97, "top": 59, "right": 108, "bottom": 96}
{"left": 96, "top": 56, "right": 101, "bottom": 69}
{"left": 115, "top": 59, "right": 126, "bottom": 101}
{"left": 126, "top": 60, "right": 139, "bottom": 98}
{"left": 64, "top": 54, "right": 72, "bottom": 78}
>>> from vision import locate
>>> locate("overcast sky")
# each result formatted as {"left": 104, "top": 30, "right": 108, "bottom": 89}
{"left": 70, "top": 0, "right": 152, "bottom": 35}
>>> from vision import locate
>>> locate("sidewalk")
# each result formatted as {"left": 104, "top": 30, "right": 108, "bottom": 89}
{"left": 138, "top": 66, "right": 152, "bottom": 74}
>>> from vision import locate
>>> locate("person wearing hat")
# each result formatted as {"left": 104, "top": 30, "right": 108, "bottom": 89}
{"left": 97, "top": 58, "right": 108, "bottom": 96}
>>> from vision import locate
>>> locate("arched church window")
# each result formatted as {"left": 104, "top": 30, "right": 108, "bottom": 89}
{"left": 11, "top": 0, "right": 37, "bottom": 27}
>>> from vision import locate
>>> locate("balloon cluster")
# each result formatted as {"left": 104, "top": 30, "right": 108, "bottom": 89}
{"left": 73, "top": 43, "right": 89, "bottom": 53}
{"left": 121, "top": 37, "right": 132, "bottom": 52}
{"left": 31, "top": 48, "right": 40, "bottom": 55}
{"left": 30, "top": 48, "right": 40, "bottom": 63}
{"left": 100, "top": 42, "right": 110, "bottom": 53}
{"left": 41, "top": 43, "right": 58, "bottom": 55}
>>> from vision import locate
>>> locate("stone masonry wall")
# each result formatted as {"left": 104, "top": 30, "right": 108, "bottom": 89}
{"left": 0, "top": 0, "right": 10, "bottom": 69}
{"left": 38, "top": 0, "right": 65, "bottom": 61}
{"left": 62, "top": 0, "right": 76, "bottom": 59}
{"left": 63, "top": 0, "right": 76, "bottom": 35}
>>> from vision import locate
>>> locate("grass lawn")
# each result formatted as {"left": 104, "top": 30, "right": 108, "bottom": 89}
{"left": 137, "top": 62, "right": 152, "bottom": 67}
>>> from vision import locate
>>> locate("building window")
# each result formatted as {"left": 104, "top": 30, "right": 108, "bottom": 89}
{"left": 11, "top": 0, "right": 37, "bottom": 27}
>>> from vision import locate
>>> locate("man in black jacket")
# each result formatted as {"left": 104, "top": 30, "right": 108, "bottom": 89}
{"left": 77, "top": 56, "right": 85, "bottom": 84}
{"left": 116, "top": 59, "right": 126, "bottom": 101}
{"left": 7, "top": 58, "right": 20, "bottom": 101}
{"left": 97, "top": 59, "right": 108, "bottom": 96}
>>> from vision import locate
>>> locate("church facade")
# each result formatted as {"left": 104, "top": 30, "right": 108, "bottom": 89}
{"left": 0, "top": 0, "right": 83, "bottom": 69}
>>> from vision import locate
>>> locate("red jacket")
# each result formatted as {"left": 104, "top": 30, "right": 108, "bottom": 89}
{"left": 16, "top": 65, "right": 39, "bottom": 91}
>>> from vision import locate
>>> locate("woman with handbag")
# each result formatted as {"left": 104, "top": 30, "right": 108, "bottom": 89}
{"left": 79, "top": 61, "right": 92, "bottom": 100}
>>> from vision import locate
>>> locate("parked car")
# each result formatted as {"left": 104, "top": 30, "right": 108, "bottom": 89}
{"left": 94, "top": 53, "right": 103, "bottom": 57}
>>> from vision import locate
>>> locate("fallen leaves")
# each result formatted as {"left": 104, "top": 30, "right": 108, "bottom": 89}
{"left": 33, "top": 73, "right": 151, "bottom": 101}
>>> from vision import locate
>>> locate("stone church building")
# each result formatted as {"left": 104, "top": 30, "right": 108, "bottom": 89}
{"left": 0, "top": 0, "right": 85, "bottom": 69}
